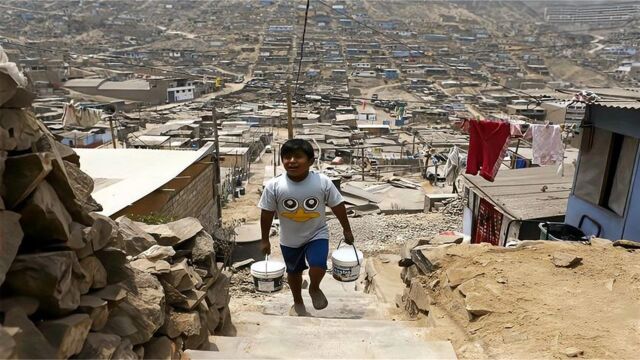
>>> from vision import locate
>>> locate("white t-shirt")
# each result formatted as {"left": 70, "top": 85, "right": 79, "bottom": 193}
{"left": 258, "top": 171, "right": 344, "bottom": 248}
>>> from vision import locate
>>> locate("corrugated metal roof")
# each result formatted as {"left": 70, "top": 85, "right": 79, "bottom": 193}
{"left": 592, "top": 101, "right": 640, "bottom": 110}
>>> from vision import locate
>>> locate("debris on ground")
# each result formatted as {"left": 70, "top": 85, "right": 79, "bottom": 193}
{"left": 327, "top": 212, "right": 461, "bottom": 254}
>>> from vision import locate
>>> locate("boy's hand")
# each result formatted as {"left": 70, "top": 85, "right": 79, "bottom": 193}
{"left": 344, "top": 230, "right": 355, "bottom": 245}
{"left": 261, "top": 239, "right": 271, "bottom": 255}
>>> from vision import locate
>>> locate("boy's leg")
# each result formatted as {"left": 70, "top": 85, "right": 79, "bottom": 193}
{"left": 305, "top": 239, "right": 329, "bottom": 310}
{"left": 280, "top": 244, "right": 309, "bottom": 316}
{"left": 288, "top": 272, "right": 304, "bottom": 304}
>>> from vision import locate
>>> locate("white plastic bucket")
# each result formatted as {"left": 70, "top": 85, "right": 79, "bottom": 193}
{"left": 331, "top": 243, "right": 364, "bottom": 282}
{"left": 250, "top": 258, "right": 285, "bottom": 293}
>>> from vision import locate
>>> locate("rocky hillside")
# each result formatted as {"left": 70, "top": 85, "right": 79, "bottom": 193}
{"left": 0, "top": 48, "right": 232, "bottom": 359}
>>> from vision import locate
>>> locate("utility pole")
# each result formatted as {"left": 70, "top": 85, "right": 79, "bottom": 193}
{"left": 108, "top": 115, "right": 117, "bottom": 149}
{"left": 361, "top": 147, "right": 365, "bottom": 181}
{"left": 212, "top": 107, "right": 222, "bottom": 223}
{"left": 286, "top": 82, "right": 294, "bottom": 140}
{"left": 412, "top": 132, "right": 416, "bottom": 155}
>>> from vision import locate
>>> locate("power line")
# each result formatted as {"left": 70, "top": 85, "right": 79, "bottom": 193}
{"left": 293, "top": 0, "right": 311, "bottom": 97}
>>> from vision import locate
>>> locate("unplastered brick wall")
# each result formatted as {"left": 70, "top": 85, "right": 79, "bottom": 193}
{"left": 160, "top": 165, "right": 217, "bottom": 233}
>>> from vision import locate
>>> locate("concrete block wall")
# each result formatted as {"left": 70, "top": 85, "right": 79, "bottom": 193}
{"left": 160, "top": 166, "right": 217, "bottom": 233}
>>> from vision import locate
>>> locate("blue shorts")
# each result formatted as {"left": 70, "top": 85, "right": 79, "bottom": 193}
{"left": 280, "top": 239, "right": 329, "bottom": 274}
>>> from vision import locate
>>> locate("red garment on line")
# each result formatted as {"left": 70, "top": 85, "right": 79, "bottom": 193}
{"left": 465, "top": 120, "right": 511, "bottom": 182}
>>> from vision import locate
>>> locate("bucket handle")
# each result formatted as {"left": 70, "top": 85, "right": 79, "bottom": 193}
{"left": 336, "top": 239, "right": 360, "bottom": 266}
{"left": 264, "top": 254, "right": 269, "bottom": 276}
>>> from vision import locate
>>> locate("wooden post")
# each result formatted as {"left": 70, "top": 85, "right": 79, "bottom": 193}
{"left": 412, "top": 132, "right": 416, "bottom": 155}
{"left": 361, "top": 147, "right": 365, "bottom": 181}
{"left": 212, "top": 107, "right": 222, "bottom": 222}
{"left": 511, "top": 138, "right": 521, "bottom": 169}
{"left": 273, "top": 142, "right": 277, "bottom": 177}
{"left": 108, "top": 116, "right": 117, "bottom": 149}
{"left": 286, "top": 82, "right": 294, "bottom": 139}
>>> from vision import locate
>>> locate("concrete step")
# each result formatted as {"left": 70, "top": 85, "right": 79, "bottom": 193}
{"left": 260, "top": 293, "right": 384, "bottom": 319}
{"left": 234, "top": 311, "right": 420, "bottom": 330}
{"left": 189, "top": 335, "right": 457, "bottom": 359}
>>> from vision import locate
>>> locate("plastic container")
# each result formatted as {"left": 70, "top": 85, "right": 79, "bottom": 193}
{"left": 331, "top": 242, "right": 364, "bottom": 282}
{"left": 250, "top": 257, "right": 285, "bottom": 293}
{"left": 539, "top": 222, "right": 587, "bottom": 241}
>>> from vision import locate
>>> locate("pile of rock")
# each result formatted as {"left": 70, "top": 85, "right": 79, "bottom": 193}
{"left": 439, "top": 196, "right": 464, "bottom": 218}
{"left": 0, "top": 50, "right": 232, "bottom": 359}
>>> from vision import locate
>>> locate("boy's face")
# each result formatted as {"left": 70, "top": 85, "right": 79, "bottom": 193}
{"left": 282, "top": 150, "right": 313, "bottom": 177}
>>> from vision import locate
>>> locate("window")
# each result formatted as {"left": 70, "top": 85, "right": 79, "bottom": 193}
{"left": 574, "top": 127, "right": 639, "bottom": 216}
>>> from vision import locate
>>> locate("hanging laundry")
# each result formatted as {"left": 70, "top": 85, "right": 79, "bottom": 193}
{"left": 465, "top": 120, "right": 511, "bottom": 182}
{"left": 524, "top": 124, "right": 564, "bottom": 165}
{"left": 444, "top": 145, "right": 465, "bottom": 185}
{"left": 62, "top": 101, "right": 102, "bottom": 128}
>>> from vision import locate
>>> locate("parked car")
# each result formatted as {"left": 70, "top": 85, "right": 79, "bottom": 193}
{"left": 264, "top": 145, "right": 273, "bottom": 153}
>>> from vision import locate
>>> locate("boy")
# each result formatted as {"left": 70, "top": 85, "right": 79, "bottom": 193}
{"left": 258, "top": 139, "right": 354, "bottom": 316}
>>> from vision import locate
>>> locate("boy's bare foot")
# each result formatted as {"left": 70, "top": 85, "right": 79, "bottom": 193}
{"left": 309, "top": 288, "right": 328, "bottom": 310}
{"left": 289, "top": 303, "right": 309, "bottom": 316}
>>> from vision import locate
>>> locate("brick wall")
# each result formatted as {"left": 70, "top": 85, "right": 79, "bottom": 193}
{"left": 159, "top": 165, "right": 217, "bottom": 233}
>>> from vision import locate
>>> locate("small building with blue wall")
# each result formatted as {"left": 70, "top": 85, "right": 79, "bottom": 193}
{"left": 565, "top": 103, "right": 640, "bottom": 241}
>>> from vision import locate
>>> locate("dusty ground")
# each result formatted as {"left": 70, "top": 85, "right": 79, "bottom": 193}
{"left": 414, "top": 240, "right": 640, "bottom": 359}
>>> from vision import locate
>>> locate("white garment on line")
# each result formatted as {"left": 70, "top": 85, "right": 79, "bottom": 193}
{"left": 524, "top": 124, "right": 564, "bottom": 165}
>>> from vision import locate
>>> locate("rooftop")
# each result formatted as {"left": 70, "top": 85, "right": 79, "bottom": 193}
{"left": 75, "top": 143, "right": 213, "bottom": 216}
{"left": 462, "top": 165, "right": 575, "bottom": 221}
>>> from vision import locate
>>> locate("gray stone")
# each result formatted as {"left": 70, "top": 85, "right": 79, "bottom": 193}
{"left": 207, "top": 272, "right": 230, "bottom": 309}
{"left": 184, "top": 302, "right": 210, "bottom": 350}
{"left": 85, "top": 213, "right": 121, "bottom": 253}
{"left": 2, "top": 86, "right": 35, "bottom": 108}
{"left": 76, "top": 333, "right": 121, "bottom": 360}
{"left": 463, "top": 292, "right": 494, "bottom": 317}
{"left": 136, "top": 217, "right": 203, "bottom": 247}
{"left": 18, "top": 181, "right": 78, "bottom": 248}
{"left": 159, "top": 310, "right": 202, "bottom": 338}
{"left": 103, "top": 269, "right": 165, "bottom": 345}
{"left": 63, "top": 160, "right": 102, "bottom": 214}
{"left": 0, "top": 127, "right": 15, "bottom": 152}
{"left": 112, "top": 339, "right": 138, "bottom": 360}
{"left": 134, "top": 245, "right": 175, "bottom": 262}
{"left": 206, "top": 306, "right": 221, "bottom": 334}
{"left": 231, "top": 258, "right": 255, "bottom": 272}
{"left": 130, "top": 258, "right": 171, "bottom": 275}
{"left": 79, "top": 256, "right": 108, "bottom": 293}
{"left": 78, "top": 295, "right": 109, "bottom": 331}
{"left": 94, "top": 247, "right": 129, "bottom": 284}
{"left": 160, "top": 259, "right": 203, "bottom": 292}
{"left": 143, "top": 336, "right": 178, "bottom": 360}
{"left": 3, "top": 308, "right": 57, "bottom": 359}
{"left": 0, "top": 211, "right": 22, "bottom": 286}
{"left": 563, "top": 347, "right": 584, "bottom": 357}
{"left": 0, "top": 296, "right": 39, "bottom": 315}
{"left": 92, "top": 284, "right": 128, "bottom": 303}
{"left": 1, "top": 153, "right": 53, "bottom": 209}
{"left": 0, "top": 109, "right": 43, "bottom": 151}
{"left": 612, "top": 239, "right": 640, "bottom": 250}
{"left": 116, "top": 216, "right": 158, "bottom": 256}
{"left": 551, "top": 252, "right": 582, "bottom": 268}
{"left": 446, "top": 268, "right": 484, "bottom": 288}
{"left": 407, "top": 278, "right": 431, "bottom": 312}
{"left": 4, "top": 251, "right": 85, "bottom": 316}
{"left": 38, "top": 314, "right": 93, "bottom": 359}
{"left": 0, "top": 325, "right": 17, "bottom": 360}
{"left": 178, "top": 230, "right": 215, "bottom": 264}
{"left": 410, "top": 244, "right": 454, "bottom": 274}
{"left": 214, "top": 306, "right": 236, "bottom": 336}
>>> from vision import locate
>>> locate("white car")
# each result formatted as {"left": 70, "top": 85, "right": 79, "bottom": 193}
{"left": 264, "top": 145, "right": 273, "bottom": 153}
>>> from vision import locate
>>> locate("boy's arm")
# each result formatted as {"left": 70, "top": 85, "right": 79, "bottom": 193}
{"left": 260, "top": 209, "right": 275, "bottom": 255}
{"left": 330, "top": 202, "right": 354, "bottom": 245}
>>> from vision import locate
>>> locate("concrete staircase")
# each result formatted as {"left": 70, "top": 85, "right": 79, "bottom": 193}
{"left": 187, "top": 260, "right": 457, "bottom": 359}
